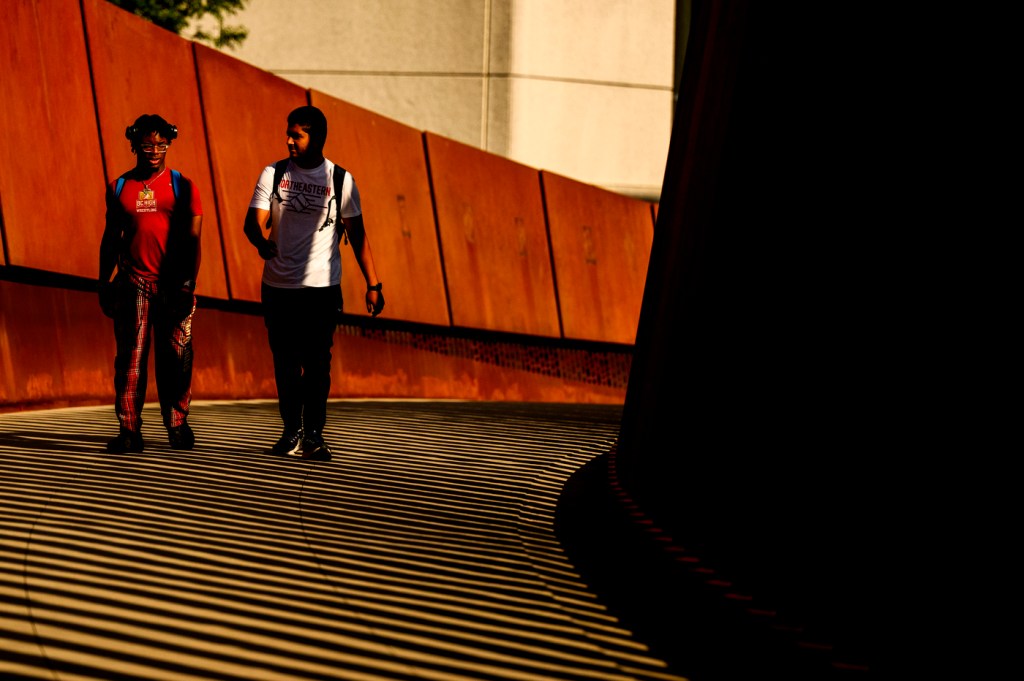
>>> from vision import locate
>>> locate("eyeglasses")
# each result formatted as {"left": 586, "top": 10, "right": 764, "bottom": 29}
{"left": 139, "top": 144, "right": 169, "bottom": 153}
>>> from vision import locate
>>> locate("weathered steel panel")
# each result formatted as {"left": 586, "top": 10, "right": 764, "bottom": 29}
{"left": 542, "top": 171, "right": 654, "bottom": 344}
{"left": 0, "top": 0, "right": 106, "bottom": 276}
{"left": 0, "top": 281, "right": 112, "bottom": 407}
{"left": 425, "top": 133, "right": 560, "bottom": 337}
{"left": 0, "top": 280, "right": 625, "bottom": 411}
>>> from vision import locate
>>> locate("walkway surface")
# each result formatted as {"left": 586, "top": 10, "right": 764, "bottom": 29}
{"left": 1, "top": 399, "right": 685, "bottom": 681}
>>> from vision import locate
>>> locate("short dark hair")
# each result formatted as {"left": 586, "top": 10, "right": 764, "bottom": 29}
{"left": 126, "top": 114, "right": 178, "bottom": 145}
{"left": 287, "top": 106, "right": 328, "bottom": 147}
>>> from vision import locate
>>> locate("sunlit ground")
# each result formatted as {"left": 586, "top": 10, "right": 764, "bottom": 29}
{"left": 0, "top": 399, "right": 684, "bottom": 681}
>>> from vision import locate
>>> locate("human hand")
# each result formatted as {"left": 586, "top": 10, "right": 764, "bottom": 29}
{"left": 257, "top": 239, "right": 278, "bottom": 260}
{"left": 161, "top": 287, "right": 196, "bottom": 322}
{"left": 366, "top": 289, "right": 385, "bottom": 317}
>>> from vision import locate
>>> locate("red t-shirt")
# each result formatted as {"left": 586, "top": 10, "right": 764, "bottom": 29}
{"left": 110, "top": 170, "right": 203, "bottom": 281}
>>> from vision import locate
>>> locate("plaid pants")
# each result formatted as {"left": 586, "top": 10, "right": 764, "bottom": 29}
{"left": 112, "top": 275, "right": 195, "bottom": 432}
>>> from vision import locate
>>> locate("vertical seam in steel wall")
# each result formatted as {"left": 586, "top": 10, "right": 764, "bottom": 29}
{"left": 79, "top": 0, "right": 110, "bottom": 194}
{"left": 422, "top": 135, "right": 454, "bottom": 328}
{"left": 0, "top": 192, "right": 8, "bottom": 266}
{"left": 539, "top": 172, "right": 565, "bottom": 339}
{"left": 0, "top": 138, "right": 7, "bottom": 262}
{"left": 191, "top": 42, "right": 233, "bottom": 301}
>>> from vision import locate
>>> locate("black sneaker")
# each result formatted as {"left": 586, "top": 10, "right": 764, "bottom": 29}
{"left": 107, "top": 427, "right": 145, "bottom": 454}
{"left": 168, "top": 422, "right": 195, "bottom": 450}
{"left": 300, "top": 431, "right": 332, "bottom": 461}
{"left": 267, "top": 428, "right": 303, "bottom": 456}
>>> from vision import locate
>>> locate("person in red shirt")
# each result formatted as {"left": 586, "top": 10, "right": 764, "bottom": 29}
{"left": 98, "top": 114, "right": 203, "bottom": 453}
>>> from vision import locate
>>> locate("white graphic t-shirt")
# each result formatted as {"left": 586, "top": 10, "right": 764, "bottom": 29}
{"left": 248, "top": 159, "right": 361, "bottom": 288}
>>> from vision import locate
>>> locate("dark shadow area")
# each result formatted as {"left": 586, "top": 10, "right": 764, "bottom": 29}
{"left": 557, "top": 451, "right": 872, "bottom": 681}
{"left": 0, "top": 430, "right": 109, "bottom": 453}
{"left": 602, "top": 2, "right": 894, "bottom": 677}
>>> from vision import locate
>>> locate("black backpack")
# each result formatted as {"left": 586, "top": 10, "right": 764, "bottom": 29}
{"left": 270, "top": 159, "right": 349, "bottom": 243}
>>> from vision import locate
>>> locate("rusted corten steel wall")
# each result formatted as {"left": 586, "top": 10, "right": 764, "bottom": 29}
{"left": 0, "top": 278, "right": 631, "bottom": 408}
{"left": 0, "top": 0, "right": 650, "bottom": 411}
{"left": 193, "top": 43, "right": 309, "bottom": 304}
{"left": 425, "top": 133, "right": 561, "bottom": 338}
{"left": 542, "top": 171, "right": 656, "bottom": 345}
{"left": 0, "top": 0, "right": 107, "bottom": 277}
{"left": 0, "top": 281, "right": 112, "bottom": 407}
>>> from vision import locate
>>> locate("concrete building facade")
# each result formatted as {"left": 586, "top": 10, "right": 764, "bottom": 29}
{"left": 193, "top": 0, "right": 677, "bottom": 200}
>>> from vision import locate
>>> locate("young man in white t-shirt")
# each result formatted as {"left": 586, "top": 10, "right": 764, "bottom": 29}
{"left": 243, "top": 105, "right": 385, "bottom": 461}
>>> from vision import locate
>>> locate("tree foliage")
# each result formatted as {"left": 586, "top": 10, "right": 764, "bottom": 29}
{"left": 107, "top": 0, "right": 249, "bottom": 50}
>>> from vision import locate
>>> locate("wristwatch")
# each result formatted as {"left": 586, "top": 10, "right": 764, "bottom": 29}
{"left": 368, "top": 282, "right": 383, "bottom": 292}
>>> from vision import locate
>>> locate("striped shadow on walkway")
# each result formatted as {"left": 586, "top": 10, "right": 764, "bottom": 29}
{"left": 1, "top": 400, "right": 683, "bottom": 681}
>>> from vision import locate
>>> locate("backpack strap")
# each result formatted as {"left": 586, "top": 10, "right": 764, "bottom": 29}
{"left": 268, "top": 159, "right": 290, "bottom": 231}
{"left": 332, "top": 164, "right": 348, "bottom": 243}
{"left": 271, "top": 158, "right": 289, "bottom": 203}
{"left": 114, "top": 170, "right": 181, "bottom": 199}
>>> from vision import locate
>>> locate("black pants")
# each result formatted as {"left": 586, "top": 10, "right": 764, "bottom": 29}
{"left": 261, "top": 283, "right": 340, "bottom": 435}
